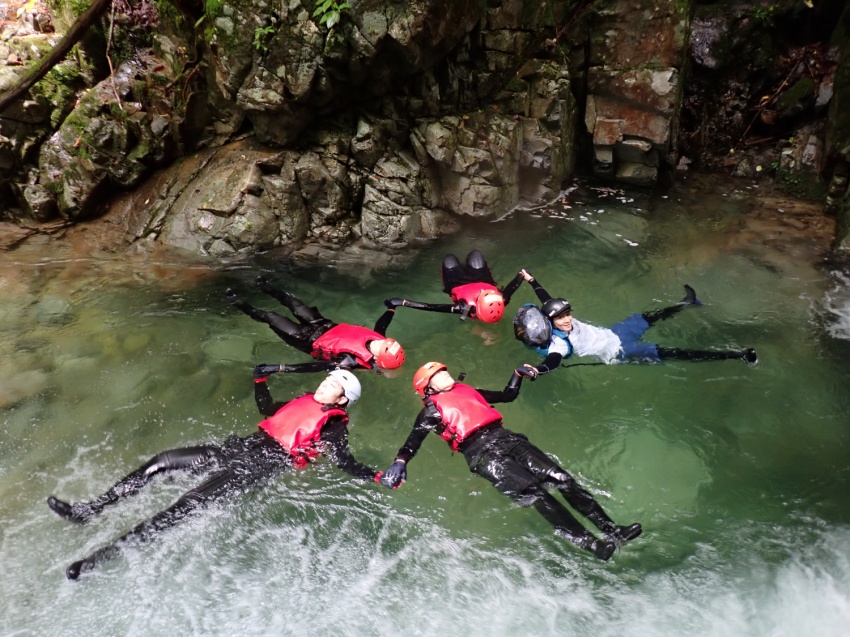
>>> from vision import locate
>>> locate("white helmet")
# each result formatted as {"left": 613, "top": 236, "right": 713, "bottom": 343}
{"left": 328, "top": 369, "right": 362, "bottom": 406}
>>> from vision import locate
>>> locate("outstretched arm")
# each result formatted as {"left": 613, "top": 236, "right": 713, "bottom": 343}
{"left": 530, "top": 352, "right": 564, "bottom": 376}
{"left": 520, "top": 333, "right": 570, "bottom": 377}
{"left": 393, "top": 408, "right": 440, "bottom": 463}
{"left": 379, "top": 408, "right": 441, "bottom": 489}
{"left": 321, "top": 417, "right": 381, "bottom": 481}
{"left": 373, "top": 308, "right": 397, "bottom": 336}
{"left": 253, "top": 375, "right": 288, "bottom": 417}
{"left": 500, "top": 272, "right": 525, "bottom": 305}
{"left": 254, "top": 361, "right": 338, "bottom": 377}
{"left": 520, "top": 269, "right": 552, "bottom": 304}
{"left": 477, "top": 369, "right": 524, "bottom": 403}
{"left": 384, "top": 297, "right": 461, "bottom": 315}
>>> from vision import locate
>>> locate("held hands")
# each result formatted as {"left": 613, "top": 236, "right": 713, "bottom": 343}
{"left": 379, "top": 460, "right": 407, "bottom": 489}
{"left": 384, "top": 297, "right": 405, "bottom": 309}
{"left": 520, "top": 268, "right": 535, "bottom": 282}
{"left": 253, "top": 363, "right": 283, "bottom": 380}
{"left": 514, "top": 364, "right": 539, "bottom": 380}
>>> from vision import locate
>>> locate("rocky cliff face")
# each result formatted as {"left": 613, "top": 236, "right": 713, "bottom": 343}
{"left": 2, "top": 0, "right": 848, "bottom": 260}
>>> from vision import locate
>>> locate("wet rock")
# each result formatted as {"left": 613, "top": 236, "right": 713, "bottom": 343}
{"left": 34, "top": 295, "right": 73, "bottom": 325}
{"left": 35, "top": 54, "right": 183, "bottom": 220}
{"left": 584, "top": 0, "right": 690, "bottom": 182}
{"left": 0, "top": 369, "right": 49, "bottom": 409}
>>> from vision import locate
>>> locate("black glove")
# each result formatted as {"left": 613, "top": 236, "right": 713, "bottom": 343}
{"left": 384, "top": 297, "right": 405, "bottom": 309}
{"left": 253, "top": 363, "right": 282, "bottom": 380}
{"left": 514, "top": 365, "right": 538, "bottom": 380}
{"left": 380, "top": 460, "right": 407, "bottom": 489}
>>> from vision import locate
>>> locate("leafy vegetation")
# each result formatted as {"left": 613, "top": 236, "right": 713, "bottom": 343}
{"left": 253, "top": 25, "right": 275, "bottom": 53}
{"left": 313, "top": 0, "right": 350, "bottom": 29}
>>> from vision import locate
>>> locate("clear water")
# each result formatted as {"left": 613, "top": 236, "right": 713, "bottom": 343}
{"left": 1, "top": 178, "right": 849, "bottom": 637}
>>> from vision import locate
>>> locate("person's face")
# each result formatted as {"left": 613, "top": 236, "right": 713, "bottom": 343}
{"left": 552, "top": 311, "right": 573, "bottom": 332}
{"left": 428, "top": 370, "right": 456, "bottom": 393}
{"left": 367, "top": 339, "right": 384, "bottom": 356}
{"left": 314, "top": 376, "right": 347, "bottom": 406}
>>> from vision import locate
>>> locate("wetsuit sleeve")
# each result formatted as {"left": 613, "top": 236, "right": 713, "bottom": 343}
{"left": 476, "top": 371, "right": 523, "bottom": 403}
{"left": 280, "top": 361, "right": 338, "bottom": 373}
{"left": 394, "top": 299, "right": 461, "bottom": 315}
{"left": 373, "top": 309, "right": 396, "bottom": 336}
{"left": 320, "top": 416, "right": 379, "bottom": 481}
{"left": 255, "top": 382, "right": 288, "bottom": 417}
{"left": 532, "top": 351, "right": 564, "bottom": 375}
{"left": 528, "top": 278, "right": 552, "bottom": 304}
{"left": 393, "top": 408, "right": 442, "bottom": 463}
{"left": 500, "top": 272, "right": 524, "bottom": 305}
{"left": 283, "top": 356, "right": 360, "bottom": 372}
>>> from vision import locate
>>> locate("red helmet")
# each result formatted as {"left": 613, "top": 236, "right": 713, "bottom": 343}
{"left": 475, "top": 291, "right": 505, "bottom": 324}
{"left": 375, "top": 338, "right": 405, "bottom": 370}
{"left": 413, "top": 361, "right": 447, "bottom": 396}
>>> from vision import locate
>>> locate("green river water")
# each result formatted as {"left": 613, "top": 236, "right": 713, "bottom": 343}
{"left": 1, "top": 176, "right": 848, "bottom": 636}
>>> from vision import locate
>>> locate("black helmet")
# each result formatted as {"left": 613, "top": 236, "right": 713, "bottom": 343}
{"left": 541, "top": 297, "right": 571, "bottom": 320}
{"left": 513, "top": 305, "right": 552, "bottom": 346}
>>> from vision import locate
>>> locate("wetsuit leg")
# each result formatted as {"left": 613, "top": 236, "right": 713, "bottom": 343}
{"left": 462, "top": 431, "right": 613, "bottom": 559}
{"left": 226, "top": 290, "right": 316, "bottom": 354}
{"left": 48, "top": 445, "right": 223, "bottom": 523}
{"left": 464, "top": 250, "right": 497, "bottom": 286}
{"left": 506, "top": 434, "right": 642, "bottom": 547}
{"left": 657, "top": 346, "right": 758, "bottom": 363}
{"left": 256, "top": 277, "right": 324, "bottom": 324}
{"left": 66, "top": 434, "right": 290, "bottom": 579}
{"left": 505, "top": 436, "right": 618, "bottom": 534}
{"left": 441, "top": 253, "right": 464, "bottom": 293}
{"left": 641, "top": 284, "right": 700, "bottom": 326}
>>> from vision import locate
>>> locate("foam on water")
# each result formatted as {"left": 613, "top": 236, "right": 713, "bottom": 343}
{"left": 823, "top": 270, "right": 850, "bottom": 340}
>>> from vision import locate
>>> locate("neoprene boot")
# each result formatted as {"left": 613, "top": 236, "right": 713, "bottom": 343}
{"left": 584, "top": 536, "right": 616, "bottom": 561}
{"left": 564, "top": 531, "right": 616, "bottom": 560}
{"left": 607, "top": 523, "right": 643, "bottom": 546}
{"left": 256, "top": 275, "right": 293, "bottom": 304}
{"left": 642, "top": 284, "right": 702, "bottom": 325}
{"left": 47, "top": 496, "right": 94, "bottom": 524}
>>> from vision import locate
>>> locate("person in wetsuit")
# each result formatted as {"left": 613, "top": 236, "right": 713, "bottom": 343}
{"left": 514, "top": 270, "right": 759, "bottom": 377}
{"left": 384, "top": 249, "right": 525, "bottom": 324}
{"left": 48, "top": 368, "right": 383, "bottom": 580}
{"left": 227, "top": 275, "right": 405, "bottom": 371}
{"left": 378, "top": 362, "right": 642, "bottom": 560}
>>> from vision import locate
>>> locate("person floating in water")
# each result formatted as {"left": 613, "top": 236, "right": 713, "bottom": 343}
{"left": 384, "top": 249, "right": 525, "bottom": 324}
{"left": 513, "top": 270, "right": 758, "bottom": 377}
{"left": 378, "top": 362, "right": 642, "bottom": 560}
{"left": 227, "top": 276, "right": 405, "bottom": 372}
{"left": 48, "top": 368, "right": 384, "bottom": 580}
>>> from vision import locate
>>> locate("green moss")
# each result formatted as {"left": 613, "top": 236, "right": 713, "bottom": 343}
{"left": 31, "top": 60, "right": 85, "bottom": 127}
{"left": 775, "top": 168, "right": 827, "bottom": 202}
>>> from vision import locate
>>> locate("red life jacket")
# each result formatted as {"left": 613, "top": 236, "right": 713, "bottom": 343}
{"left": 428, "top": 383, "right": 503, "bottom": 451}
{"left": 311, "top": 324, "right": 379, "bottom": 368}
{"left": 259, "top": 394, "right": 348, "bottom": 468}
{"left": 449, "top": 282, "right": 499, "bottom": 319}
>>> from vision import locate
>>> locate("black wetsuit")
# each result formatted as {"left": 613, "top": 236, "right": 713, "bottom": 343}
{"left": 390, "top": 250, "right": 524, "bottom": 318}
{"left": 390, "top": 372, "right": 630, "bottom": 557}
{"left": 228, "top": 278, "right": 397, "bottom": 371}
{"left": 51, "top": 381, "right": 378, "bottom": 579}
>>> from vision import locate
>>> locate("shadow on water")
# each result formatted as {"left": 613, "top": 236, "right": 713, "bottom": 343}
{"left": 1, "top": 175, "right": 849, "bottom": 636}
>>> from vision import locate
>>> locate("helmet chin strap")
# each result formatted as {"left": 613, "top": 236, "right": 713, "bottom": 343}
{"left": 456, "top": 372, "right": 466, "bottom": 382}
